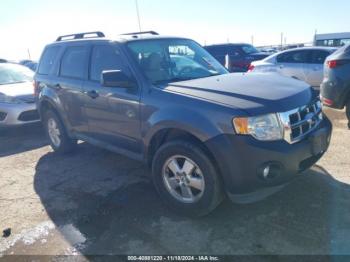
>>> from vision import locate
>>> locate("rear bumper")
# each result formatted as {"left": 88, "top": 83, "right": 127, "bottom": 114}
{"left": 205, "top": 117, "right": 332, "bottom": 203}
{"left": 0, "top": 102, "right": 40, "bottom": 127}
{"left": 321, "top": 77, "right": 350, "bottom": 109}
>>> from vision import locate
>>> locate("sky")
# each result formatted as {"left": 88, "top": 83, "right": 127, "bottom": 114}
{"left": 0, "top": 0, "right": 349, "bottom": 60}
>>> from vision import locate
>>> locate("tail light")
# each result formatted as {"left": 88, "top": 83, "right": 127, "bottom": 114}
{"left": 247, "top": 64, "right": 255, "bottom": 72}
{"left": 327, "top": 59, "right": 350, "bottom": 69}
{"left": 321, "top": 97, "right": 334, "bottom": 106}
{"left": 327, "top": 60, "right": 338, "bottom": 68}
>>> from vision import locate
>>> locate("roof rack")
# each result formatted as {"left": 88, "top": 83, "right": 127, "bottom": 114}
{"left": 56, "top": 31, "right": 105, "bottom": 42}
{"left": 120, "top": 31, "right": 159, "bottom": 38}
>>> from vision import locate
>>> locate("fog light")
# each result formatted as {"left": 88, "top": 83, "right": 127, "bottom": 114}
{"left": 263, "top": 166, "right": 270, "bottom": 179}
{"left": 258, "top": 162, "right": 282, "bottom": 181}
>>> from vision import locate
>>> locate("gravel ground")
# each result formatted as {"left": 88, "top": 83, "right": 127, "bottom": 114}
{"left": 0, "top": 108, "right": 349, "bottom": 257}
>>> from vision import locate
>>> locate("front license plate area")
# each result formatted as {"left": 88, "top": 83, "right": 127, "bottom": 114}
{"left": 309, "top": 128, "right": 328, "bottom": 156}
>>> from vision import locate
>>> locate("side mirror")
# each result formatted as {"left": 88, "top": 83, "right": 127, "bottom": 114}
{"left": 101, "top": 70, "right": 136, "bottom": 88}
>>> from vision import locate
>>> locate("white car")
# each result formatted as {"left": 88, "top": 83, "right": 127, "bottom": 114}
{"left": 0, "top": 63, "right": 40, "bottom": 127}
{"left": 248, "top": 47, "right": 337, "bottom": 88}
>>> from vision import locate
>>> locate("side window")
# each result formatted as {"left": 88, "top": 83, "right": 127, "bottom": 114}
{"left": 227, "top": 46, "right": 241, "bottom": 57}
{"left": 38, "top": 46, "right": 61, "bottom": 75}
{"left": 207, "top": 46, "right": 227, "bottom": 56}
{"left": 310, "top": 50, "right": 330, "bottom": 64}
{"left": 90, "top": 45, "right": 128, "bottom": 82}
{"left": 60, "top": 46, "right": 88, "bottom": 79}
{"left": 277, "top": 51, "right": 307, "bottom": 63}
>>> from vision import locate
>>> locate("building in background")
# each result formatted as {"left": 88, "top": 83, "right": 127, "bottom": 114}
{"left": 314, "top": 32, "right": 350, "bottom": 47}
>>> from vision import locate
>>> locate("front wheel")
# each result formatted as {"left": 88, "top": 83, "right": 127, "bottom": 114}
{"left": 44, "top": 110, "right": 76, "bottom": 153}
{"left": 152, "top": 140, "right": 224, "bottom": 217}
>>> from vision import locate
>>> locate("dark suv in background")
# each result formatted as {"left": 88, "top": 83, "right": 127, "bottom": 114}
{"left": 204, "top": 43, "right": 269, "bottom": 72}
{"left": 35, "top": 31, "right": 332, "bottom": 216}
{"left": 321, "top": 44, "right": 350, "bottom": 128}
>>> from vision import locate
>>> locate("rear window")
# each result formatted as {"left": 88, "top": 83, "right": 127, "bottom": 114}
{"left": 38, "top": 46, "right": 61, "bottom": 75}
{"left": 60, "top": 46, "right": 88, "bottom": 79}
{"left": 206, "top": 46, "right": 227, "bottom": 56}
{"left": 277, "top": 50, "right": 308, "bottom": 63}
{"left": 310, "top": 50, "right": 331, "bottom": 64}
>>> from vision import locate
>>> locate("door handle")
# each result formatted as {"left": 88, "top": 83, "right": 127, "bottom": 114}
{"left": 85, "top": 90, "right": 99, "bottom": 99}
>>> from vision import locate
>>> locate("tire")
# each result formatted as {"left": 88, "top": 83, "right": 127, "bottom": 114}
{"left": 43, "top": 110, "right": 76, "bottom": 154}
{"left": 152, "top": 140, "right": 224, "bottom": 217}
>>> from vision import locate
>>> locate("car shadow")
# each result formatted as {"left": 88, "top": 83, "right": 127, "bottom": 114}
{"left": 33, "top": 144, "right": 350, "bottom": 255}
{"left": 0, "top": 123, "right": 48, "bottom": 157}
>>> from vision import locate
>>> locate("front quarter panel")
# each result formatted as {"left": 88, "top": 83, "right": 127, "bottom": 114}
{"left": 142, "top": 87, "right": 246, "bottom": 147}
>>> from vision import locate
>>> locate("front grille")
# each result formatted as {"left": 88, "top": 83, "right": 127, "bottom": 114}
{"left": 18, "top": 110, "right": 40, "bottom": 122}
{"left": 0, "top": 111, "right": 7, "bottom": 121}
{"left": 279, "top": 99, "right": 323, "bottom": 144}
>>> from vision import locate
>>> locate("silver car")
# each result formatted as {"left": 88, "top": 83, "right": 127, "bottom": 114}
{"left": 0, "top": 63, "right": 40, "bottom": 127}
{"left": 249, "top": 47, "right": 337, "bottom": 88}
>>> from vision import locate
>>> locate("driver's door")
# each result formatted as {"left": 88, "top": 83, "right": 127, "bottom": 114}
{"left": 83, "top": 44, "right": 142, "bottom": 154}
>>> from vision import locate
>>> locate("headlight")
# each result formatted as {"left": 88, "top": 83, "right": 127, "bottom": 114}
{"left": 233, "top": 113, "right": 283, "bottom": 141}
{"left": 0, "top": 94, "right": 21, "bottom": 104}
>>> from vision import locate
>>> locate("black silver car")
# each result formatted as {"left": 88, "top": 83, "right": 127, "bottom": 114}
{"left": 321, "top": 44, "right": 350, "bottom": 128}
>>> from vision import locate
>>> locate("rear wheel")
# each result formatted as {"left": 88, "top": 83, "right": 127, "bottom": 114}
{"left": 44, "top": 110, "right": 76, "bottom": 153}
{"left": 152, "top": 140, "right": 224, "bottom": 217}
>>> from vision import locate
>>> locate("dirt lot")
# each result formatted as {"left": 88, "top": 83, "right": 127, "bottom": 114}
{"left": 0, "top": 108, "right": 349, "bottom": 257}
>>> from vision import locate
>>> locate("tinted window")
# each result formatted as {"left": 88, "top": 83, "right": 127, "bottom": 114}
{"left": 90, "top": 45, "right": 127, "bottom": 82}
{"left": 38, "top": 46, "right": 61, "bottom": 75}
{"left": 310, "top": 50, "right": 331, "bottom": 64}
{"left": 206, "top": 46, "right": 227, "bottom": 56}
{"left": 277, "top": 50, "right": 308, "bottom": 63}
{"left": 240, "top": 44, "right": 259, "bottom": 54}
{"left": 60, "top": 46, "right": 88, "bottom": 79}
{"left": 227, "top": 46, "right": 242, "bottom": 57}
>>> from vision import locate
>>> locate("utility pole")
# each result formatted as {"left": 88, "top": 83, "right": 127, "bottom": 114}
{"left": 251, "top": 35, "right": 254, "bottom": 45}
{"left": 280, "top": 32, "right": 284, "bottom": 50}
{"left": 135, "top": 0, "right": 142, "bottom": 32}
{"left": 314, "top": 29, "right": 317, "bottom": 45}
{"left": 27, "top": 49, "right": 31, "bottom": 60}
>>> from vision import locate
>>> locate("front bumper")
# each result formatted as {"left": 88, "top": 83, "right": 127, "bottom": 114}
{"left": 0, "top": 102, "right": 40, "bottom": 127}
{"left": 205, "top": 116, "right": 332, "bottom": 203}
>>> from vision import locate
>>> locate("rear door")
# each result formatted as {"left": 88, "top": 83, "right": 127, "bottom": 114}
{"left": 83, "top": 43, "right": 142, "bottom": 154}
{"left": 57, "top": 45, "right": 89, "bottom": 133}
{"left": 303, "top": 49, "right": 331, "bottom": 87}
{"left": 276, "top": 50, "right": 309, "bottom": 81}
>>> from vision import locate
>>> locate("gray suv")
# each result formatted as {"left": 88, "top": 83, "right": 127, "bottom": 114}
{"left": 35, "top": 31, "right": 332, "bottom": 216}
{"left": 321, "top": 44, "right": 350, "bottom": 128}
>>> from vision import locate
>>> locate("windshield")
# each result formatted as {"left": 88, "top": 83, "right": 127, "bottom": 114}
{"left": 0, "top": 64, "right": 33, "bottom": 85}
{"left": 127, "top": 39, "right": 228, "bottom": 85}
{"left": 241, "top": 44, "right": 259, "bottom": 54}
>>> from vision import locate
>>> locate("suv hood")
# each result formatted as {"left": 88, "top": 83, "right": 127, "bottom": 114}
{"left": 166, "top": 73, "right": 313, "bottom": 115}
{"left": 0, "top": 81, "right": 34, "bottom": 97}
